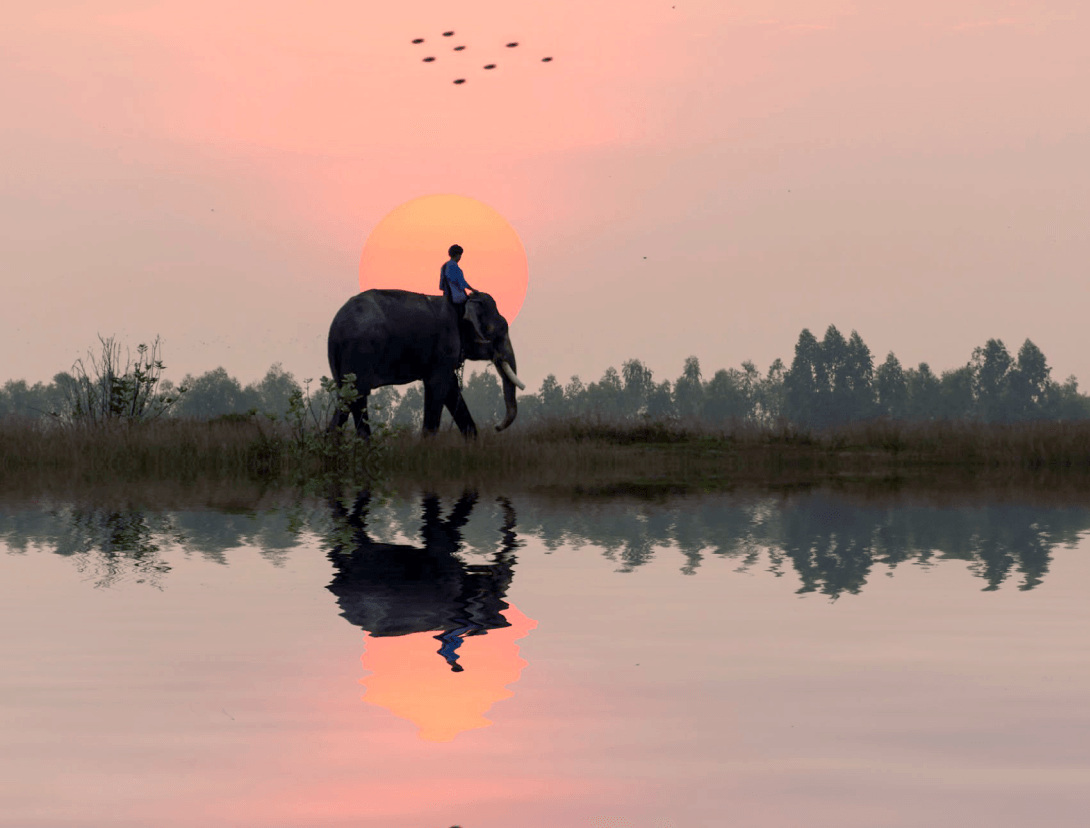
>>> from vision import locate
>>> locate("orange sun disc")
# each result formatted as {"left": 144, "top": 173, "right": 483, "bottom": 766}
{"left": 358, "top": 194, "right": 529, "bottom": 322}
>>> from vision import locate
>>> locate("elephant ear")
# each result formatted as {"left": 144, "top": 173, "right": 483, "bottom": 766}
{"left": 463, "top": 298, "right": 491, "bottom": 343}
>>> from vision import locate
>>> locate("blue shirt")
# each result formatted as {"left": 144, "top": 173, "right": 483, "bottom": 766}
{"left": 440, "top": 260, "right": 471, "bottom": 304}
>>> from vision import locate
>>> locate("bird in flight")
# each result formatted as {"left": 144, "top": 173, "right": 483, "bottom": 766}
{"left": 410, "top": 31, "right": 554, "bottom": 84}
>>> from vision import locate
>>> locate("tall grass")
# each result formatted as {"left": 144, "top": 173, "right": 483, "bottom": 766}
{"left": 4, "top": 413, "right": 1090, "bottom": 494}
{"left": 0, "top": 416, "right": 301, "bottom": 480}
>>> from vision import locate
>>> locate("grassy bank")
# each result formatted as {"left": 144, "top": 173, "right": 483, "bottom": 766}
{"left": 3, "top": 415, "right": 1090, "bottom": 494}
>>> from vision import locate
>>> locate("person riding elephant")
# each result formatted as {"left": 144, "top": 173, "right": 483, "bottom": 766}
{"left": 327, "top": 278, "right": 525, "bottom": 438}
{"left": 439, "top": 244, "right": 475, "bottom": 316}
{"left": 439, "top": 243, "right": 476, "bottom": 360}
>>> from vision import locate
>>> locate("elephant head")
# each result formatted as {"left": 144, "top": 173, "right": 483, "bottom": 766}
{"left": 462, "top": 293, "right": 525, "bottom": 431}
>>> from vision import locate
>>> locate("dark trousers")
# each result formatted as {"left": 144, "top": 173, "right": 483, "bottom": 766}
{"left": 451, "top": 300, "right": 467, "bottom": 361}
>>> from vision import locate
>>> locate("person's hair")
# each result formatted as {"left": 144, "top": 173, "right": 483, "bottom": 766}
{"left": 448, "top": 244, "right": 463, "bottom": 257}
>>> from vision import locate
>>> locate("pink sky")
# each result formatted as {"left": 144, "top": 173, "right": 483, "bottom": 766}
{"left": 2, "top": 0, "right": 1087, "bottom": 393}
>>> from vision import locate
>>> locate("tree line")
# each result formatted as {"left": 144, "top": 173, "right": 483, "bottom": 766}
{"left": 516, "top": 326, "right": 1090, "bottom": 426}
{"left": 2, "top": 326, "right": 1089, "bottom": 426}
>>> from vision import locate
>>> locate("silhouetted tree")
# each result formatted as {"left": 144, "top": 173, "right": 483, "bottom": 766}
{"left": 784, "top": 329, "right": 822, "bottom": 426}
{"left": 391, "top": 383, "right": 424, "bottom": 426}
{"left": 1008, "top": 339, "right": 1052, "bottom": 421}
{"left": 937, "top": 366, "right": 975, "bottom": 419}
{"left": 49, "top": 372, "right": 81, "bottom": 416}
{"left": 586, "top": 366, "right": 624, "bottom": 416}
{"left": 369, "top": 385, "right": 401, "bottom": 425}
{"left": 0, "top": 379, "right": 63, "bottom": 419}
{"left": 564, "top": 376, "right": 588, "bottom": 417}
{"left": 156, "top": 378, "right": 182, "bottom": 408}
{"left": 247, "top": 363, "right": 300, "bottom": 420}
{"left": 171, "top": 367, "right": 252, "bottom": 419}
{"left": 621, "top": 359, "right": 654, "bottom": 417}
{"left": 517, "top": 391, "right": 543, "bottom": 420}
{"left": 460, "top": 368, "right": 504, "bottom": 425}
{"left": 1054, "top": 376, "right": 1090, "bottom": 420}
{"left": 645, "top": 379, "right": 675, "bottom": 419}
{"left": 703, "top": 368, "right": 748, "bottom": 422}
{"left": 537, "top": 374, "right": 564, "bottom": 417}
{"left": 819, "top": 325, "right": 850, "bottom": 425}
{"left": 971, "top": 339, "right": 1014, "bottom": 422}
{"left": 740, "top": 361, "right": 762, "bottom": 418}
{"left": 905, "top": 363, "right": 941, "bottom": 419}
{"left": 673, "top": 357, "right": 704, "bottom": 418}
{"left": 843, "top": 330, "right": 876, "bottom": 421}
{"left": 757, "top": 358, "right": 786, "bottom": 423}
{"left": 875, "top": 352, "right": 908, "bottom": 418}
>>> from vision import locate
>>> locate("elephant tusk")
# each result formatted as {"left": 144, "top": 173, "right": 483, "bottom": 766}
{"left": 500, "top": 361, "right": 525, "bottom": 390}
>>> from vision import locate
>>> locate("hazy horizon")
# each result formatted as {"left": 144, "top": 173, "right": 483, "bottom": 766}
{"left": 4, "top": 1, "right": 1087, "bottom": 393}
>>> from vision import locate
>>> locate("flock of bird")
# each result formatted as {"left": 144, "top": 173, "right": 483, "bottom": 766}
{"left": 411, "top": 31, "right": 553, "bottom": 84}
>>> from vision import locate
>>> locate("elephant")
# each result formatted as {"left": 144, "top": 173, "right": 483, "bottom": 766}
{"left": 325, "top": 490, "right": 520, "bottom": 671}
{"left": 327, "top": 289, "right": 525, "bottom": 437}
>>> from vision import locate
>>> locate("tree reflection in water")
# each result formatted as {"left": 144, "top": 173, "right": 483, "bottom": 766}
{"left": 2, "top": 488, "right": 1088, "bottom": 599}
{"left": 0, "top": 504, "right": 182, "bottom": 588}
{"left": 509, "top": 490, "right": 1088, "bottom": 596}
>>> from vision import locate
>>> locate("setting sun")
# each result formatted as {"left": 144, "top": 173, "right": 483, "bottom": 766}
{"left": 359, "top": 194, "right": 529, "bottom": 322}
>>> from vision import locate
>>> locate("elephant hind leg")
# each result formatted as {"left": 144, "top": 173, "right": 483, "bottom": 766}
{"left": 350, "top": 391, "right": 372, "bottom": 439}
{"left": 329, "top": 408, "right": 350, "bottom": 432}
{"left": 328, "top": 373, "right": 354, "bottom": 433}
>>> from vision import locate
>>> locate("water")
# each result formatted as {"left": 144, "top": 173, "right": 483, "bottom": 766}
{"left": 2, "top": 486, "right": 1089, "bottom": 827}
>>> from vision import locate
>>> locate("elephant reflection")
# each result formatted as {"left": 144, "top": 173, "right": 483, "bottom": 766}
{"left": 325, "top": 491, "right": 520, "bottom": 672}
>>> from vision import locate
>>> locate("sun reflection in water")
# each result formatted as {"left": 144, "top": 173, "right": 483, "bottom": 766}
{"left": 359, "top": 605, "right": 537, "bottom": 742}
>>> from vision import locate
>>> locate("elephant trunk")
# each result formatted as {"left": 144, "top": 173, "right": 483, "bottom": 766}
{"left": 494, "top": 335, "right": 520, "bottom": 432}
{"left": 497, "top": 375, "right": 518, "bottom": 432}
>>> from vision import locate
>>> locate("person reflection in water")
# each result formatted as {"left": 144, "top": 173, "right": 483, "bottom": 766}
{"left": 427, "top": 491, "right": 523, "bottom": 669}
{"left": 418, "top": 492, "right": 515, "bottom": 671}
{"left": 325, "top": 491, "right": 535, "bottom": 742}
{"left": 435, "top": 622, "right": 476, "bottom": 672}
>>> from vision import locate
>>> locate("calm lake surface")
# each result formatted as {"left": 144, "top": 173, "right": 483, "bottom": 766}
{"left": 2, "top": 485, "right": 1089, "bottom": 827}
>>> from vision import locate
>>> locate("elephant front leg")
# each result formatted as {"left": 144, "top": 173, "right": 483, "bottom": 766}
{"left": 443, "top": 383, "right": 478, "bottom": 438}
